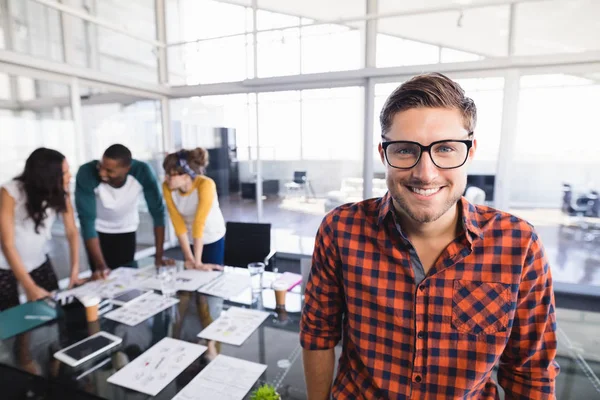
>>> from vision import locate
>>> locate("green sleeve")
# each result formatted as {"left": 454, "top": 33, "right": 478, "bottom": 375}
{"left": 130, "top": 160, "right": 165, "bottom": 227}
{"left": 75, "top": 161, "right": 101, "bottom": 240}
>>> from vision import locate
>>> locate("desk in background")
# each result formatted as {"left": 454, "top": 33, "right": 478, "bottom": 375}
{"left": 241, "top": 180, "right": 280, "bottom": 200}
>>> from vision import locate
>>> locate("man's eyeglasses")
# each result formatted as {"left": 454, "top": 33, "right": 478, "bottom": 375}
{"left": 382, "top": 139, "right": 473, "bottom": 170}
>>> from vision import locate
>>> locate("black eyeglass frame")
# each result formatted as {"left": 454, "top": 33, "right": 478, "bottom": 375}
{"left": 381, "top": 136, "right": 474, "bottom": 170}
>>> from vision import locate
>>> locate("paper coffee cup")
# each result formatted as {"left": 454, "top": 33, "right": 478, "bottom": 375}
{"left": 272, "top": 281, "right": 288, "bottom": 309}
{"left": 80, "top": 295, "right": 101, "bottom": 322}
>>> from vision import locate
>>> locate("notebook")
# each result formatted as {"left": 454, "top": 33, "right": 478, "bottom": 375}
{"left": 0, "top": 299, "right": 58, "bottom": 340}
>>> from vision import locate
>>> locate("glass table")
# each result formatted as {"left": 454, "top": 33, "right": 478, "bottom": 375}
{"left": 0, "top": 260, "right": 307, "bottom": 400}
{"left": 0, "top": 257, "right": 598, "bottom": 399}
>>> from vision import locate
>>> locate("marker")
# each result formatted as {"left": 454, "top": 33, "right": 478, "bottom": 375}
{"left": 25, "top": 315, "right": 52, "bottom": 321}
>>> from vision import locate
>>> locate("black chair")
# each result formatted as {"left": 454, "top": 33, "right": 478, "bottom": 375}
{"left": 223, "top": 222, "right": 276, "bottom": 271}
{"left": 284, "top": 171, "right": 316, "bottom": 199}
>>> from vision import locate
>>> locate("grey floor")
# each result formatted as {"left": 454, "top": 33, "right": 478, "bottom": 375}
{"left": 219, "top": 194, "right": 600, "bottom": 288}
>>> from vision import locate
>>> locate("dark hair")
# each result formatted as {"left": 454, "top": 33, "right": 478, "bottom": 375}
{"left": 103, "top": 144, "right": 132, "bottom": 167}
{"left": 163, "top": 148, "right": 209, "bottom": 176}
{"left": 380, "top": 72, "right": 477, "bottom": 137}
{"left": 15, "top": 148, "right": 67, "bottom": 233}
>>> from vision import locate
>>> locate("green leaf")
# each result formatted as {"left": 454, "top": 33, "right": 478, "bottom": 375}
{"left": 250, "top": 384, "right": 280, "bottom": 400}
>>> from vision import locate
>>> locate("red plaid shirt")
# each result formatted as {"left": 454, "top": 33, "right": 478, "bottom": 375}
{"left": 301, "top": 193, "right": 559, "bottom": 399}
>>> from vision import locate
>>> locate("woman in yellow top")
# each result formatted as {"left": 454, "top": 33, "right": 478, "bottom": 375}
{"left": 162, "top": 148, "right": 226, "bottom": 270}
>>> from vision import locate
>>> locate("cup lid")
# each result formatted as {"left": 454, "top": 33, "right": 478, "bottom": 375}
{"left": 80, "top": 295, "right": 101, "bottom": 307}
{"left": 272, "top": 281, "right": 289, "bottom": 291}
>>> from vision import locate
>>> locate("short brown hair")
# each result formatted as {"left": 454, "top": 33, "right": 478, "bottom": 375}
{"left": 379, "top": 73, "right": 476, "bottom": 137}
{"left": 163, "top": 147, "right": 209, "bottom": 175}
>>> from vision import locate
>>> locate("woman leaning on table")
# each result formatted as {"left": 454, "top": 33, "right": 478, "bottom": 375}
{"left": 0, "top": 148, "right": 82, "bottom": 311}
{"left": 163, "top": 148, "right": 226, "bottom": 361}
{"left": 162, "top": 148, "right": 226, "bottom": 271}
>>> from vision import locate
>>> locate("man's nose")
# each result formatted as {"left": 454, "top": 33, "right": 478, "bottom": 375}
{"left": 411, "top": 151, "right": 439, "bottom": 183}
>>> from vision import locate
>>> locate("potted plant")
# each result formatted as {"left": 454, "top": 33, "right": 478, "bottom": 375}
{"left": 250, "top": 384, "right": 281, "bottom": 400}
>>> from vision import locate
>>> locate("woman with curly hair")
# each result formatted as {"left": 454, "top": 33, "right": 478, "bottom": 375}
{"left": 162, "top": 148, "right": 226, "bottom": 271}
{"left": 0, "top": 148, "right": 81, "bottom": 311}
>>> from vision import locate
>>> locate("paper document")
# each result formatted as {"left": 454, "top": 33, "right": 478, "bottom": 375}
{"left": 197, "top": 307, "right": 269, "bottom": 346}
{"left": 142, "top": 269, "right": 222, "bottom": 292}
{"left": 54, "top": 267, "right": 154, "bottom": 301}
{"left": 108, "top": 337, "right": 206, "bottom": 396}
{"left": 172, "top": 355, "right": 266, "bottom": 400}
{"left": 196, "top": 273, "right": 251, "bottom": 299}
{"left": 103, "top": 292, "right": 179, "bottom": 326}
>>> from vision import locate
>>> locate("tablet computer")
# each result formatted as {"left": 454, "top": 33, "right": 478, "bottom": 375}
{"left": 110, "top": 288, "right": 152, "bottom": 306}
{"left": 54, "top": 331, "right": 122, "bottom": 367}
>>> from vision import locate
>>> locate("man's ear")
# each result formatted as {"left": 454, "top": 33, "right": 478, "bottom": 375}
{"left": 468, "top": 138, "right": 477, "bottom": 161}
{"left": 378, "top": 141, "right": 386, "bottom": 166}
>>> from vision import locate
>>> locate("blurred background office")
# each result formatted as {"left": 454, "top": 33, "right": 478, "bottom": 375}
{"left": 0, "top": 0, "right": 599, "bottom": 289}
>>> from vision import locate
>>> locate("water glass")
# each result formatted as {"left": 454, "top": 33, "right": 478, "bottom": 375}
{"left": 158, "top": 266, "right": 177, "bottom": 297}
{"left": 248, "top": 262, "right": 265, "bottom": 294}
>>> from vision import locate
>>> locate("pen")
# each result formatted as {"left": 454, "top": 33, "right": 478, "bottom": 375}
{"left": 25, "top": 315, "right": 53, "bottom": 321}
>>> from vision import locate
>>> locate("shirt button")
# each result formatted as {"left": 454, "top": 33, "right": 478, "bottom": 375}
{"left": 417, "top": 331, "right": 426, "bottom": 339}
{"left": 419, "top": 285, "right": 426, "bottom": 292}
{"left": 415, "top": 375, "right": 422, "bottom": 383}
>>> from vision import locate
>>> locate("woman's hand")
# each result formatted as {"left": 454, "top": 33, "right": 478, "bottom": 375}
{"left": 196, "top": 263, "right": 224, "bottom": 271}
{"left": 25, "top": 285, "right": 51, "bottom": 302}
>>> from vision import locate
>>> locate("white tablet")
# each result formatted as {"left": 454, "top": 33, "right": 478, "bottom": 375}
{"left": 54, "top": 331, "right": 122, "bottom": 367}
{"left": 110, "top": 288, "right": 152, "bottom": 306}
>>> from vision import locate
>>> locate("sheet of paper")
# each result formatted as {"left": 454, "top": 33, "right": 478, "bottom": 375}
{"left": 142, "top": 269, "right": 222, "bottom": 292}
{"left": 196, "top": 273, "right": 251, "bottom": 299}
{"left": 172, "top": 354, "right": 267, "bottom": 400}
{"left": 103, "top": 293, "right": 179, "bottom": 326}
{"left": 107, "top": 337, "right": 206, "bottom": 396}
{"left": 197, "top": 307, "right": 269, "bottom": 346}
{"left": 54, "top": 267, "right": 154, "bottom": 302}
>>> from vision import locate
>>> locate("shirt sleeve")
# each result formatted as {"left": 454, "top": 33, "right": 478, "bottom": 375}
{"left": 497, "top": 231, "right": 560, "bottom": 399}
{"left": 162, "top": 182, "right": 187, "bottom": 237}
{"left": 75, "top": 162, "right": 100, "bottom": 240}
{"left": 191, "top": 177, "right": 216, "bottom": 239}
{"left": 133, "top": 161, "right": 165, "bottom": 228}
{"left": 300, "top": 212, "right": 344, "bottom": 350}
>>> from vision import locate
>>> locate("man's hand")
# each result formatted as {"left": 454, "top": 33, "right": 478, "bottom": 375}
{"left": 92, "top": 268, "right": 110, "bottom": 280}
{"left": 25, "top": 285, "right": 51, "bottom": 302}
{"left": 155, "top": 257, "right": 176, "bottom": 267}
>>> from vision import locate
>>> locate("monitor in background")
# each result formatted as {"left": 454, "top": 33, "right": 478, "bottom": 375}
{"left": 466, "top": 174, "right": 495, "bottom": 202}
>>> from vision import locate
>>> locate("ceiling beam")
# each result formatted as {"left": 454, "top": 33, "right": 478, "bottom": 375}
{"left": 0, "top": 49, "right": 170, "bottom": 98}
{"left": 170, "top": 50, "right": 600, "bottom": 98}
{"left": 30, "top": 0, "right": 165, "bottom": 48}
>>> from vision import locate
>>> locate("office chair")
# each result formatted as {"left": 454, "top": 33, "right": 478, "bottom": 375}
{"left": 284, "top": 171, "right": 316, "bottom": 200}
{"left": 223, "top": 222, "right": 276, "bottom": 271}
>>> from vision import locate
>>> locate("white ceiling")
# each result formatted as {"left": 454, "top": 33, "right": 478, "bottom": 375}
{"left": 220, "top": 0, "right": 600, "bottom": 57}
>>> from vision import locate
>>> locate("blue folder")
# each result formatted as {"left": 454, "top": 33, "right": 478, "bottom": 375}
{"left": 0, "top": 299, "right": 58, "bottom": 340}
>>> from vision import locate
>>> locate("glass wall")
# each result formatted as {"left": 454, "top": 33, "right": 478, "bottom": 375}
{"left": 0, "top": 77, "right": 75, "bottom": 184}
{"left": 2, "top": 0, "right": 160, "bottom": 83}
{"left": 170, "top": 86, "right": 363, "bottom": 254}
{"left": 166, "top": 0, "right": 363, "bottom": 84}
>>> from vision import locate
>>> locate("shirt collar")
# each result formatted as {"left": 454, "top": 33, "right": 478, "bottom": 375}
{"left": 378, "top": 192, "right": 484, "bottom": 243}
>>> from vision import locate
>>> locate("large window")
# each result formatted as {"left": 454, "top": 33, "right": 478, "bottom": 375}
{"left": 512, "top": 73, "right": 600, "bottom": 208}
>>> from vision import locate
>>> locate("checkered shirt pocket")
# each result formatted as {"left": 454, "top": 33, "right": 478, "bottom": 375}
{"left": 452, "top": 280, "right": 511, "bottom": 335}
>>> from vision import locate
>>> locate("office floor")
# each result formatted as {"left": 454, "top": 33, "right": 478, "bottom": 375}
{"left": 219, "top": 194, "right": 600, "bottom": 287}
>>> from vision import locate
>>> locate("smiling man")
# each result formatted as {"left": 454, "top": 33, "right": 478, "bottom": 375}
{"left": 301, "top": 73, "right": 559, "bottom": 399}
{"left": 75, "top": 144, "right": 172, "bottom": 278}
